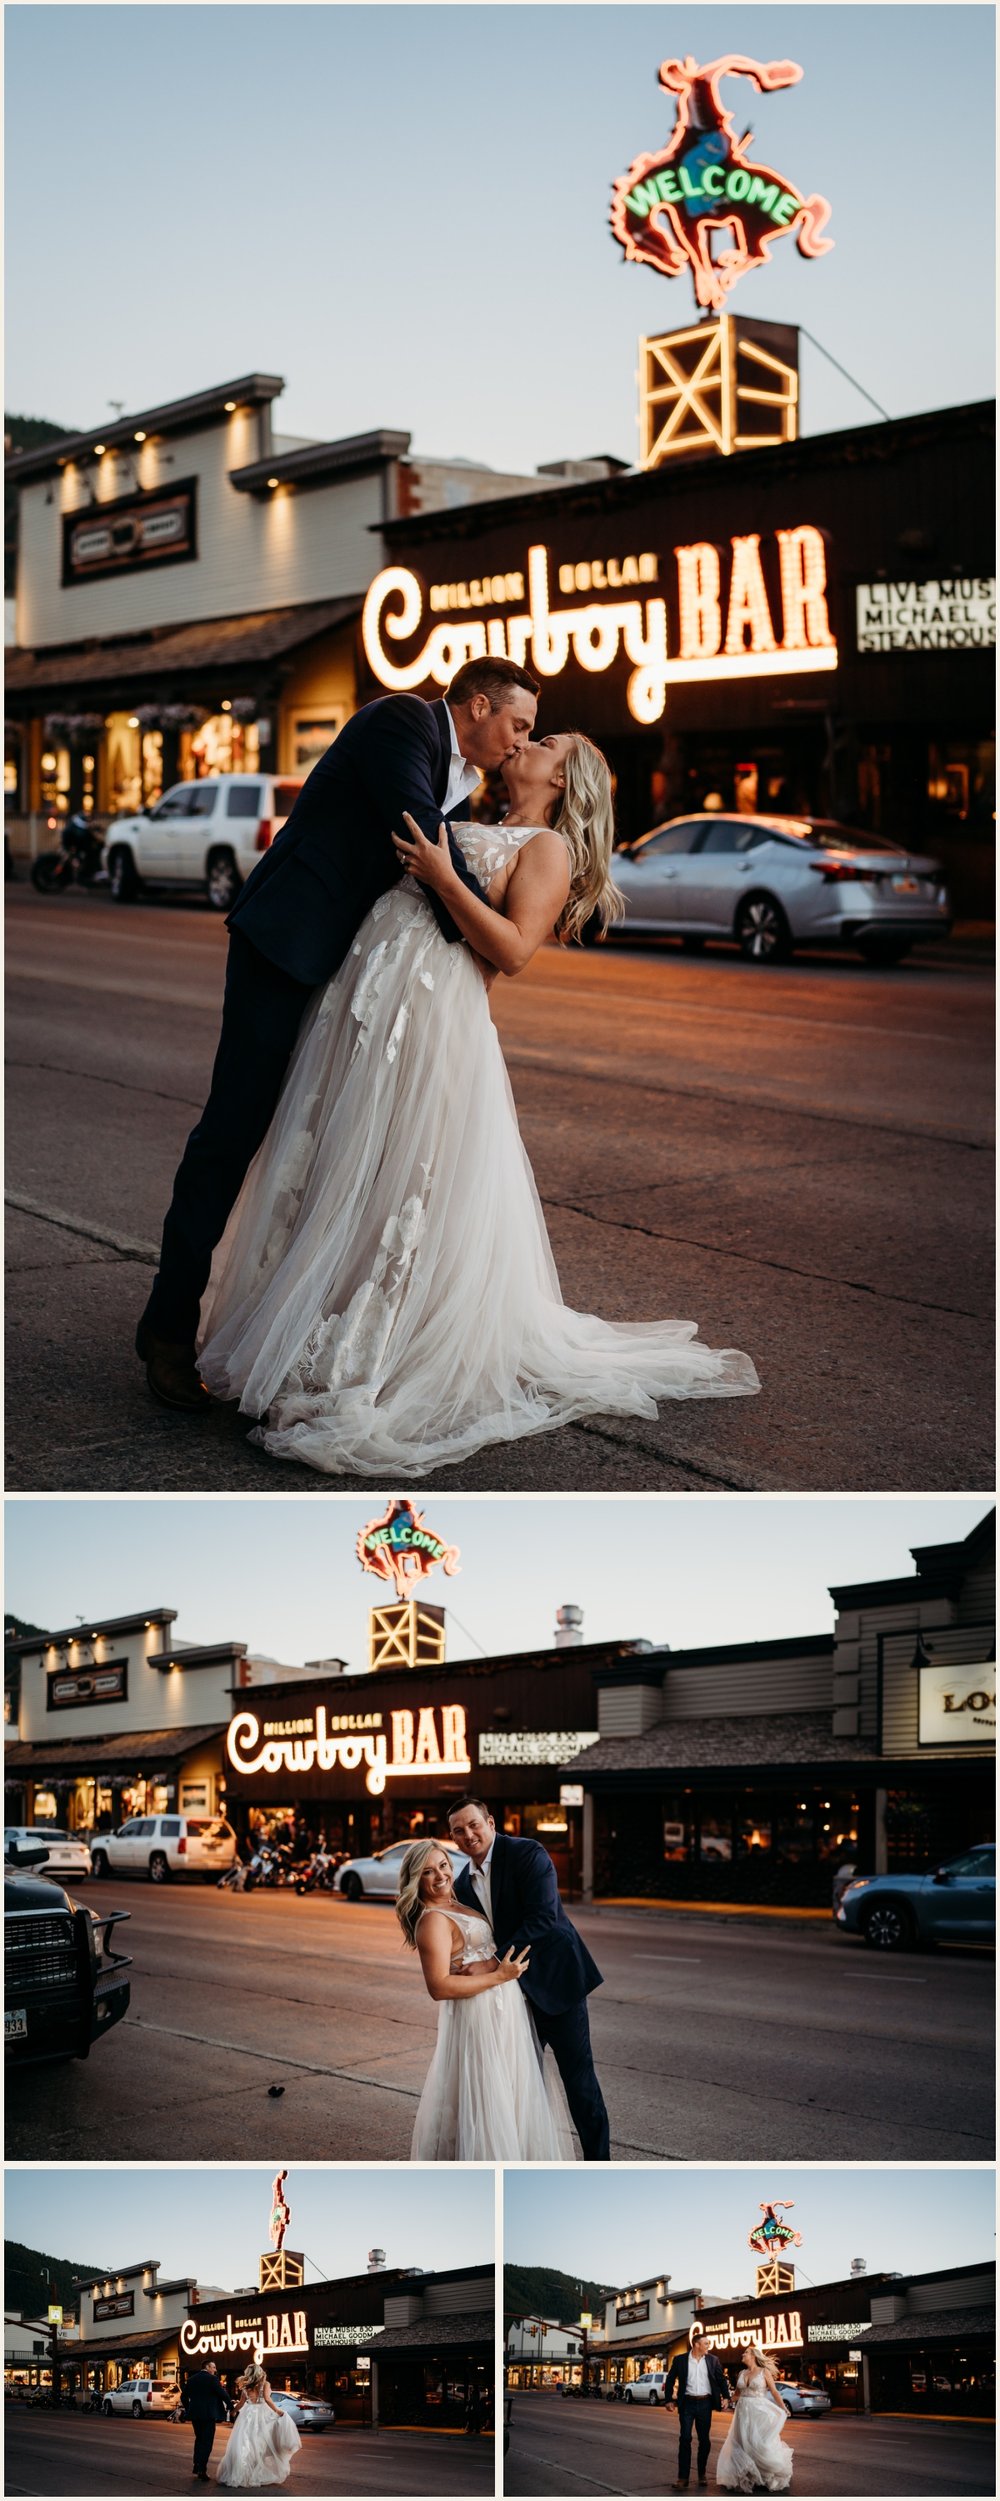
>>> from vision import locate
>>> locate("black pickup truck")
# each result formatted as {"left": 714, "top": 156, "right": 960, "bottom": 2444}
{"left": 4, "top": 1844, "right": 132, "bottom": 2064}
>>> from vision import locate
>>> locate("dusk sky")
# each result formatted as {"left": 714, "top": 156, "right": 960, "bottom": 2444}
{"left": 4, "top": 2165, "right": 495, "bottom": 2288}
{"left": 4, "top": 1497, "right": 989, "bottom": 1671}
{"left": 504, "top": 2167, "right": 995, "bottom": 2298}
{"left": 5, "top": 7, "right": 995, "bottom": 471}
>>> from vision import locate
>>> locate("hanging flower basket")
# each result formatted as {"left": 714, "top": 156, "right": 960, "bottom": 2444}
{"left": 230, "top": 697, "right": 258, "bottom": 722}
{"left": 43, "top": 710, "right": 107, "bottom": 744}
{"left": 160, "top": 703, "right": 210, "bottom": 730}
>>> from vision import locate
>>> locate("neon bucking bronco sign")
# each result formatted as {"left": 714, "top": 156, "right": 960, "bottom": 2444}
{"left": 611, "top": 54, "right": 833, "bottom": 313}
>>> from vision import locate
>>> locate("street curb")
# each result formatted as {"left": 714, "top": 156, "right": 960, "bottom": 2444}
{"left": 588, "top": 1896, "right": 831, "bottom": 1925}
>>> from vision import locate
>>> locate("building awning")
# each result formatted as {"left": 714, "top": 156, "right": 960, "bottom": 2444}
{"left": 57, "top": 2326, "right": 180, "bottom": 2366}
{"left": 363, "top": 2312, "right": 494, "bottom": 2353}
{"left": 4, "top": 598, "right": 361, "bottom": 695}
{"left": 569, "top": 1711, "right": 881, "bottom": 1779}
{"left": 858, "top": 2306, "right": 995, "bottom": 2348}
{"left": 4, "top": 1724, "right": 226, "bottom": 1779}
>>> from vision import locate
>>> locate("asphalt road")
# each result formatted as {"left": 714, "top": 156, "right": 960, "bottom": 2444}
{"left": 4, "top": 2411, "right": 493, "bottom": 2497}
{"left": 503, "top": 2389, "right": 995, "bottom": 2497}
{"left": 5, "top": 887, "right": 994, "bottom": 1492}
{"left": 5, "top": 1885, "right": 993, "bottom": 2163}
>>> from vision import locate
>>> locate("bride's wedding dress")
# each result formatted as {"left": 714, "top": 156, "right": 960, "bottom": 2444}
{"left": 411, "top": 1905, "right": 575, "bottom": 2160}
{"left": 198, "top": 823, "right": 760, "bottom": 1474}
{"left": 717, "top": 2368, "right": 793, "bottom": 2493}
{"left": 217, "top": 2389, "right": 301, "bottom": 2488}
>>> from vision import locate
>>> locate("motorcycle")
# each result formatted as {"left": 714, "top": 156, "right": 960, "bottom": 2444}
{"left": 294, "top": 1847, "right": 343, "bottom": 1896}
{"left": 243, "top": 1839, "right": 294, "bottom": 1891}
{"left": 31, "top": 812, "right": 107, "bottom": 894}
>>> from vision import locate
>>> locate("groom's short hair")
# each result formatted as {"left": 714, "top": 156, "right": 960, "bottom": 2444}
{"left": 447, "top": 657, "right": 539, "bottom": 708}
{"left": 447, "top": 1794, "right": 494, "bottom": 1821}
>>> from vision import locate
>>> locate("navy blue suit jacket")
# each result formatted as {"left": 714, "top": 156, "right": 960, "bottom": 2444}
{"left": 228, "top": 693, "right": 487, "bottom": 987}
{"left": 664, "top": 2354, "right": 731, "bottom": 2408}
{"left": 455, "top": 1831, "right": 603, "bottom": 2019}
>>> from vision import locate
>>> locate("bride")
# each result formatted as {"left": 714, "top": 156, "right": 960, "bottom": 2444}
{"left": 197, "top": 729, "right": 759, "bottom": 1475}
{"left": 717, "top": 2345, "right": 793, "bottom": 2493}
{"left": 216, "top": 2361, "right": 301, "bottom": 2489}
{"left": 397, "top": 1839, "right": 575, "bottom": 2160}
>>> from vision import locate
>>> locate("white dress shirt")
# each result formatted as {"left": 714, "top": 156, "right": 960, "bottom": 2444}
{"left": 469, "top": 1840, "right": 495, "bottom": 1925}
{"left": 687, "top": 2354, "right": 711, "bottom": 2397}
{"left": 442, "top": 702, "right": 482, "bottom": 818}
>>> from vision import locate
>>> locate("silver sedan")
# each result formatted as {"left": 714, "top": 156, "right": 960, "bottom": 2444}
{"left": 336, "top": 1838, "right": 468, "bottom": 1901}
{"left": 607, "top": 813, "right": 951, "bottom": 964}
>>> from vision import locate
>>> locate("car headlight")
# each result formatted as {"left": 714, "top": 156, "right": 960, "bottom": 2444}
{"left": 843, "top": 1878, "right": 872, "bottom": 1897}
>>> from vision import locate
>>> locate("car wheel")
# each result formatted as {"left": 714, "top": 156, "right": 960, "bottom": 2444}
{"left": 341, "top": 1872, "right": 363, "bottom": 1901}
{"left": 103, "top": 2400, "right": 114, "bottom": 2417}
{"left": 107, "top": 846, "right": 138, "bottom": 902}
{"left": 148, "top": 1851, "right": 169, "bottom": 1884}
{"left": 131, "top": 2402, "right": 143, "bottom": 2419}
{"left": 735, "top": 893, "right": 793, "bottom": 963}
{"left": 856, "top": 935, "right": 912, "bottom": 967}
{"left": 91, "top": 1850, "right": 109, "bottom": 1879}
{"left": 623, "top": 2390, "right": 633, "bottom": 2404}
{"left": 206, "top": 849, "right": 242, "bottom": 912}
{"left": 862, "top": 1900, "right": 915, "bottom": 1951}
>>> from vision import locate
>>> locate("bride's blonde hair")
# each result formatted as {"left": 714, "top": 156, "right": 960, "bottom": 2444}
{"left": 395, "top": 1839, "right": 450, "bottom": 1948}
{"left": 551, "top": 734, "right": 624, "bottom": 944}
{"left": 239, "top": 2362, "right": 266, "bottom": 2393}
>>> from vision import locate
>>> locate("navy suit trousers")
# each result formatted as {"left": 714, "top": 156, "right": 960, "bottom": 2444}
{"left": 143, "top": 930, "right": 312, "bottom": 1345}
{"left": 677, "top": 2395, "right": 714, "bottom": 2483}
{"left": 531, "top": 1996, "right": 610, "bottom": 2161}
{"left": 191, "top": 2417, "right": 220, "bottom": 2477}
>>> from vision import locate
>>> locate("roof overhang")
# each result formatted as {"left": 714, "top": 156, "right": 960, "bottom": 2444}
{"left": 231, "top": 429, "right": 410, "bottom": 496}
{"left": 5, "top": 377, "right": 285, "bottom": 483}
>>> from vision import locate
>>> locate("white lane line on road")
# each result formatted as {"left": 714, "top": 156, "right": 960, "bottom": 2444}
{"left": 631, "top": 1953, "right": 703, "bottom": 1963}
{"left": 5, "top": 1192, "right": 157, "bottom": 1263}
{"left": 126, "top": 2013, "right": 422, "bottom": 2095}
{"left": 836, "top": 1972, "right": 929, "bottom": 1983}
{"left": 510, "top": 2455, "right": 633, "bottom": 2497}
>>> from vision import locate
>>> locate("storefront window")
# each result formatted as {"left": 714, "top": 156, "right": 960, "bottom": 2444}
{"left": 697, "top": 1802, "right": 733, "bottom": 1866}
{"left": 736, "top": 1806, "right": 772, "bottom": 1859}
{"left": 292, "top": 714, "right": 343, "bottom": 772}
{"left": 662, "top": 1798, "right": 692, "bottom": 1862}
{"left": 816, "top": 1794, "right": 860, "bottom": 1861}
{"left": 106, "top": 714, "right": 142, "bottom": 814}
{"left": 190, "top": 716, "right": 260, "bottom": 777}
{"left": 5, "top": 724, "right": 24, "bottom": 810}
{"left": 40, "top": 746, "right": 71, "bottom": 816}
{"left": 33, "top": 1789, "right": 58, "bottom": 1821}
{"left": 774, "top": 1802, "right": 815, "bottom": 1863}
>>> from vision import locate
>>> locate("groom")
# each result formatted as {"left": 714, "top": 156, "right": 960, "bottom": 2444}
{"left": 664, "top": 2332, "right": 732, "bottom": 2492}
{"left": 136, "top": 658, "right": 540, "bottom": 1410}
{"left": 447, "top": 1794, "right": 610, "bottom": 2160}
{"left": 181, "top": 2358, "right": 229, "bottom": 2482}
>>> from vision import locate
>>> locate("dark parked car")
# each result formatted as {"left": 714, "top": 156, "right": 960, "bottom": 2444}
{"left": 836, "top": 1843, "right": 995, "bottom": 1951}
{"left": 4, "top": 1842, "right": 132, "bottom": 2063}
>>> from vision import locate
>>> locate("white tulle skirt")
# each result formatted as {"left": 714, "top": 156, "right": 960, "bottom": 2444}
{"left": 412, "top": 1978, "right": 576, "bottom": 2161}
{"left": 198, "top": 882, "right": 760, "bottom": 1476}
{"left": 217, "top": 2401, "right": 301, "bottom": 2488}
{"left": 717, "top": 2391, "right": 793, "bottom": 2492}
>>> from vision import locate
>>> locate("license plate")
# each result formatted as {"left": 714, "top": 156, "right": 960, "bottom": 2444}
{"left": 5, "top": 2007, "right": 28, "bottom": 2040}
{"left": 890, "top": 874, "right": 921, "bottom": 893}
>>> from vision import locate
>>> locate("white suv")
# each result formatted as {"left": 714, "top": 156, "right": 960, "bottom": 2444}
{"left": 102, "top": 2379, "right": 180, "bottom": 2418}
{"left": 104, "top": 772, "right": 303, "bottom": 911}
{"left": 90, "top": 1815, "right": 237, "bottom": 1884}
{"left": 624, "top": 2373, "right": 669, "bottom": 2405}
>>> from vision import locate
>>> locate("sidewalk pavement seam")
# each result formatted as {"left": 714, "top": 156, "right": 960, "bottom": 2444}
{"left": 551, "top": 1197, "right": 986, "bottom": 1319}
{"left": 126, "top": 2013, "right": 421, "bottom": 2098}
{"left": 5, "top": 1192, "right": 157, "bottom": 1263}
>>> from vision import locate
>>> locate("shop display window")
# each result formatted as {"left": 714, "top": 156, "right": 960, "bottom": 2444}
{"left": 736, "top": 1805, "right": 772, "bottom": 1859}
{"left": 697, "top": 1803, "right": 733, "bottom": 1865}
{"left": 39, "top": 745, "right": 71, "bottom": 815}
{"left": 190, "top": 716, "right": 260, "bottom": 777}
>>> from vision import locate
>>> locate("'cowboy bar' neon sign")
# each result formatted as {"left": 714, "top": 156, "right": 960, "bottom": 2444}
{"left": 611, "top": 54, "right": 833, "bottom": 313}
{"left": 362, "top": 531, "right": 837, "bottom": 724}
{"left": 227, "top": 1701, "right": 472, "bottom": 1794}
